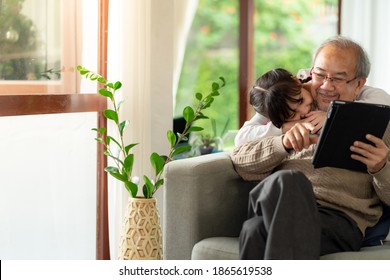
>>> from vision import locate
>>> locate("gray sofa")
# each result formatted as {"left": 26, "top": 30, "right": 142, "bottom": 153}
{"left": 163, "top": 151, "right": 390, "bottom": 260}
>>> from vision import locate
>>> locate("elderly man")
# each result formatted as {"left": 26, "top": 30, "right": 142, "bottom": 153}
{"left": 231, "top": 36, "right": 390, "bottom": 259}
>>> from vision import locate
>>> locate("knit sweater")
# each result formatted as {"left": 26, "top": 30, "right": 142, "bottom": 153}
{"left": 230, "top": 123, "right": 390, "bottom": 235}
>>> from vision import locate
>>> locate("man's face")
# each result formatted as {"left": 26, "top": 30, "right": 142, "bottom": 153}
{"left": 311, "top": 45, "right": 366, "bottom": 111}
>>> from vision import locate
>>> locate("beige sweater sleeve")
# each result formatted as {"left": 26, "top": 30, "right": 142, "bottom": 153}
{"left": 230, "top": 135, "right": 288, "bottom": 181}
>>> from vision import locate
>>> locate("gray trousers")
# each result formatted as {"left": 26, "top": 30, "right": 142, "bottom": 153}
{"left": 239, "top": 170, "right": 362, "bottom": 260}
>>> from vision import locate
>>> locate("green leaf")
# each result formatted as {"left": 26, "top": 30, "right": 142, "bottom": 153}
{"left": 212, "top": 82, "right": 219, "bottom": 91}
{"left": 167, "top": 130, "right": 176, "bottom": 148}
{"left": 97, "top": 77, "right": 106, "bottom": 84}
{"left": 105, "top": 166, "right": 127, "bottom": 182}
{"left": 104, "top": 109, "right": 118, "bottom": 123}
{"left": 77, "top": 65, "right": 89, "bottom": 75}
{"left": 195, "top": 92, "right": 203, "bottom": 101}
{"left": 106, "top": 136, "right": 121, "bottom": 148}
{"left": 119, "top": 120, "right": 129, "bottom": 135}
{"left": 194, "top": 114, "right": 209, "bottom": 121}
{"left": 98, "top": 88, "right": 113, "bottom": 99}
{"left": 114, "top": 81, "right": 122, "bottom": 90}
{"left": 99, "top": 127, "right": 107, "bottom": 135}
{"left": 183, "top": 106, "right": 195, "bottom": 123}
{"left": 150, "top": 152, "right": 165, "bottom": 175}
{"left": 123, "top": 154, "right": 134, "bottom": 173}
{"left": 154, "top": 178, "right": 164, "bottom": 191}
{"left": 142, "top": 184, "right": 150, "bottom": 199}
{"left": 219, "top": 76, "right": 226, "bottom": 87}
{"left": 125, "top": 143, "right": 138, "bottom": 154}
{"left": 171, "top": 145, "right": 192, "bottom": 157}
{"left": 160, "top": 155, "right": 168, "bottom": 162}
{"left": 125, "top": 181, "right": 138, "bottom": 198}
{"left": 187, "top": 126, "right": 203, "bottom": 133}
{"left": 203, "top": 97, "right": 214, "bottom": 109}
{"left": 90, "top": 73, "right": 98, "bottom": 81}
{"left": 143, "top": 176, "right": 154, "bottom": 198}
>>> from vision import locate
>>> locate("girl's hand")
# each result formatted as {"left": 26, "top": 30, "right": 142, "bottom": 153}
{"left": 281, "top": 111, "right": 326, "bottom": 135}
{"left": 303, "top": 111, "right": 326, "bottom": 134}
{"left": 283, "top": 123, "right": 319, "bottom": 152}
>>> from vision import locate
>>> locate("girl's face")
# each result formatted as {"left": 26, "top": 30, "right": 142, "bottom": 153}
{"left": 287, "top": 87, "right": 313, "bottom": 121}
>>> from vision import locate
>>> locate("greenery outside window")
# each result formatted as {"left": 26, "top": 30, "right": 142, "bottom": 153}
{"left": 176, "top": 0, "right": 339, "bottom": 149}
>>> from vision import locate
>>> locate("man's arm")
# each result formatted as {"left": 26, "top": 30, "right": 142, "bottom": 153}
{"left": 231, "top": 135, "right": 288, "bottom": 181}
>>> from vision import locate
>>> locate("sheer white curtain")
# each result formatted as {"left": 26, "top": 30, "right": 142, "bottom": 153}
{"left": 341, "top": 0, "right": 390, "bottom": 93}
{"left": 106, "top": 0, "right": 198, "bottom": 259}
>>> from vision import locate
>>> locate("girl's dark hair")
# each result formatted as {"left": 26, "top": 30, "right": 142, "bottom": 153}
{"left": 249, "top": 68, "right": 302, "bottom": 128}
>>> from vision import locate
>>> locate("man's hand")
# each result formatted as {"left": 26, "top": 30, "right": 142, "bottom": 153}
{"left": 282, "top": 123, "right": 319, "bottom": 152}
{"left": 350, "top": 134, "right": 389, "bottom": 173}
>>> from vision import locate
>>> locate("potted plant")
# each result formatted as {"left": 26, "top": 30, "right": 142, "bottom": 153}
{"left": 77, "top": 65, "right": 225, "bottom": 259}
{"left": 194, "top": 118, "right": 229, "bottom": 155}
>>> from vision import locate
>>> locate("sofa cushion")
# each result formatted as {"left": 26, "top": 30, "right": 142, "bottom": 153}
{"left": 192, "top": 237, "right": 390, "bottom": 260}
{"left": 320, "top": 243, "right": 390, "bottom": 260}
{"left": 192, "top": 237, "right": 239, "bottom": 260}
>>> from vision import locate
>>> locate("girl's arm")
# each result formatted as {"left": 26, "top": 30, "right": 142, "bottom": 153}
{"left": 234, "top": 112, "right": 282, "bottom": 147}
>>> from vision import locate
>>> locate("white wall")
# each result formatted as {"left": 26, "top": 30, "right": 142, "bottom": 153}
{"left": 341, "top": 0, "right": 390, "bottom": 94}
{"left": 0, "top": 113, "right": 97, "bottom": 259}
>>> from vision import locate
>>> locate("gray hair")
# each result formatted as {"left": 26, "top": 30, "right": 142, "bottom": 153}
{"left": 312, "top": 35, "right": 371, "bottom": 78}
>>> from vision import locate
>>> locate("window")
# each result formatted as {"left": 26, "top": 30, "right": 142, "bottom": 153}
{"left": 0, "top": 0, "right": 98, "bottom": 94}
{"left": 175, "top": 0, "right": 239, "bottom": 147}
{"left": 0, "top": 0, "right": 61, "bottom": 81}
{"left": 176, "top": 0, "right": 339, "bottom": 146}
{"left": 254, "top": 0, "right": 339, "bottom": 77}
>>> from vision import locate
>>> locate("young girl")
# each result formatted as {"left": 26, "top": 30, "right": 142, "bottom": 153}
{"left": 235, "top": 68, "right": 315, "bottom": 146}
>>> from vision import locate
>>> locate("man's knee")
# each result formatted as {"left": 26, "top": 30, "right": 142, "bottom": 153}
{"left": 242, "top": 216, "right": 262, "bottom": 234}
{"left": 240, "top": 216, "right": 266, "bottom": 259}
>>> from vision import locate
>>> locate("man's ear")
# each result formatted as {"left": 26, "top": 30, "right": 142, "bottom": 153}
{"left": 354, "top": 77, "right": 366, "bottom": 98}
{"left": 357, "top": 77, "right": 366, "bottom": 88}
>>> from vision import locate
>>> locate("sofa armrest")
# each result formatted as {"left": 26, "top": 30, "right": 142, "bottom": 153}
{"left": 163, "top": 152, "right": 257, "bottom": 260}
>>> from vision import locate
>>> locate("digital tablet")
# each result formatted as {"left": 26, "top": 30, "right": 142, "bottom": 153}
{"left": 312, "top": 100, "right": 390, "bottom": 172}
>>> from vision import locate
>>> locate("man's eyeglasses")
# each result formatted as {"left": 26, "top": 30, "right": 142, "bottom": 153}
{"left": 311, "top": 70, "right": 358, "bottom": 86}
